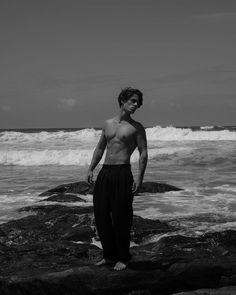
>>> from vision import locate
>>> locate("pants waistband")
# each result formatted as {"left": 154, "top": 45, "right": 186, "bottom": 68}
{"left": 102, "top": 164, "right": 131, "bottom": 169}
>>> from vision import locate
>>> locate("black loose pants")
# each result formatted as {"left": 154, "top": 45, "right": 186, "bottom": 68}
{"left": 93, "top": 164, "right": 134, "bottom": 263}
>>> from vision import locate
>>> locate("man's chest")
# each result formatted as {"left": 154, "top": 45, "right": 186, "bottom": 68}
{"left": 105, "top": 123, "right": 136, "bottom": 142}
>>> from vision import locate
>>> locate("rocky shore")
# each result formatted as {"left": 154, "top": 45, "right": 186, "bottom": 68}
{"left": 0, "top": 182, "right": 236, "bottom": 295}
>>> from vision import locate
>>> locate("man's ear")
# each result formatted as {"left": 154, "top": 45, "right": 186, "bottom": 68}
{"left": 120, "top": 99, "right": 125, "bottom": 106}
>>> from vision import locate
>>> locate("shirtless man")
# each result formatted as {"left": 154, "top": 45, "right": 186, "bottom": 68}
{"left": 86, "top": 87, "right": 148, "bottom": 271}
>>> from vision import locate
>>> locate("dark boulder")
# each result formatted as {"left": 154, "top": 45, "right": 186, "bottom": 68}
{"left": 40, "top": 193, "right": 86, "bottom": 203}
{"left": 39, "top": 181, "right": 182, "bottom": 198}
{"left": 138, "top": 182, "right": 182, "bottom": 193}
{"left": 39, "top": 181, "right": 93, "bottom": 197}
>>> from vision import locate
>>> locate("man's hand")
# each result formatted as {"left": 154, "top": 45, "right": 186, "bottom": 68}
{"left": 132, "top": 179, "right": 142, "bottom": 194}
{"left": 86, "top": 170, "right": 94, "bottom": 184}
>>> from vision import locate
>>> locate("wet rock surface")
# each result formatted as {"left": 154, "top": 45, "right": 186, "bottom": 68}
{"left": 0, "top": 184, "right": 236, "bottom": 295}
{"left": 173, "top": 286, "right": 236, "bottom": 294}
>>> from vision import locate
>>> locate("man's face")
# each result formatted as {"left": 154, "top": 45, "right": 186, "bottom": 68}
{"left": 122, "top": 94, "right": 140, "bottom": 114}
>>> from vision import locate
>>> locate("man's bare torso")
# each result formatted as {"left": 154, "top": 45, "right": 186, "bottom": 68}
{"left": 103, "top": 117, "right": 140, "bottom": 164}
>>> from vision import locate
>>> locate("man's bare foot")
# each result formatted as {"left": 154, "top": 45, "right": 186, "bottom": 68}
{"left": 114, "top": 261, "right": 128, "bottom": 271}
{"left": 95, "top": 259, "right": 114, "bottom": 266}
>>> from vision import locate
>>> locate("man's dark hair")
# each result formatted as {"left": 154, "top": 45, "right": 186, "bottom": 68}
{"left": 118, "top": 87, "right": 143, "bottom": 108}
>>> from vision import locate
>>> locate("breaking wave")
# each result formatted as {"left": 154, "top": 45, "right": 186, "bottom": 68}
{"left": 0, "top": 126, "right": 235, "bottom": 166}
{"left": 146, "top": 126, "right": 236, "bottom": 141}
{"left": 1, "top": 126, "right": 236, "bottom": 145}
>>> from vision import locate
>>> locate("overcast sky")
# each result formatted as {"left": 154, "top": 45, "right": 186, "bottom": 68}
{"left": 1, "top": 0, "right": 236, "bottom": 128}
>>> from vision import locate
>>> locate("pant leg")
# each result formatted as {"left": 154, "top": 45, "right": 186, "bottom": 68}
{"left": 110, "top": 167, "right": 134, "bottom": 263}
{"left": 93, "top": 168, "right": 116, "bottom": 260}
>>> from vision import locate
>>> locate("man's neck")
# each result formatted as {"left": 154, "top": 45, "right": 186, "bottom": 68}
{"left": 116, "top": 109, "right": 132, "bottom": 122}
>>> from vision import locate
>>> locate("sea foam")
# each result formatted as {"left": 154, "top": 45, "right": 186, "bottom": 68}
{"left": 0, "top": 126, "right": 235, "bottom": 166}
{"left": 0, "top": 128, "right": 99, "bottom": 144}
{"left": 0, "top": 146, "right": 188, "bottom": 166}
{"left": 1, "top": 126, "right": 236, "bottom": 145}
{"left": 146, "top": 126, "right": 236, "bottom": 141}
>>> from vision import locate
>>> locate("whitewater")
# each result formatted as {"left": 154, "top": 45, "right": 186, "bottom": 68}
{"left": 1, "top": 125, "right": 236, "bottom": 239}
{"left": 1, "top": 126, "right": 236, "bottom": 166}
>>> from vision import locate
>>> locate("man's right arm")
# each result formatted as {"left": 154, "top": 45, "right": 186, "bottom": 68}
{"left": 86, "top": 127, "right": 107, "bottom": 184}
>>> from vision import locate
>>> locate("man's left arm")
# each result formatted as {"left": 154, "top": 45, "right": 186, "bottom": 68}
{"left": 132, "top": 124, "right": 148, "bottom": 193}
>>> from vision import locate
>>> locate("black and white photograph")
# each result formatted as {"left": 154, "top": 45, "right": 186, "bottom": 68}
{"left": 0, "top": 0, "right": 236, "bottom": 294}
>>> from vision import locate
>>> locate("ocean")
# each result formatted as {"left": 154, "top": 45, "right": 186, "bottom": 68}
{"left": 1, "top": 125, "right": 236, "bottom": 239}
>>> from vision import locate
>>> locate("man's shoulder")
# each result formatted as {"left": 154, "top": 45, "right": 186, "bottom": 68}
{"left": 101, "top": 118, "right": 115, "bottom": 130}
{"left": 132, "top": 119, "right": 145, "bottom": 131}
{"left": 106, "top": 117, "right": 116, "bottom": 122}
{"left": 104, "top": 117, "right": 115, "bottom": 125}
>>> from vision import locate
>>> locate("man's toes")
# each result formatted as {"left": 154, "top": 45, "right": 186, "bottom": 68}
{"left": 114, "top": 262, "right": 127, "bottom": 271}
{"left": 96, "top": 259, "right": 115, "bottom": 266}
